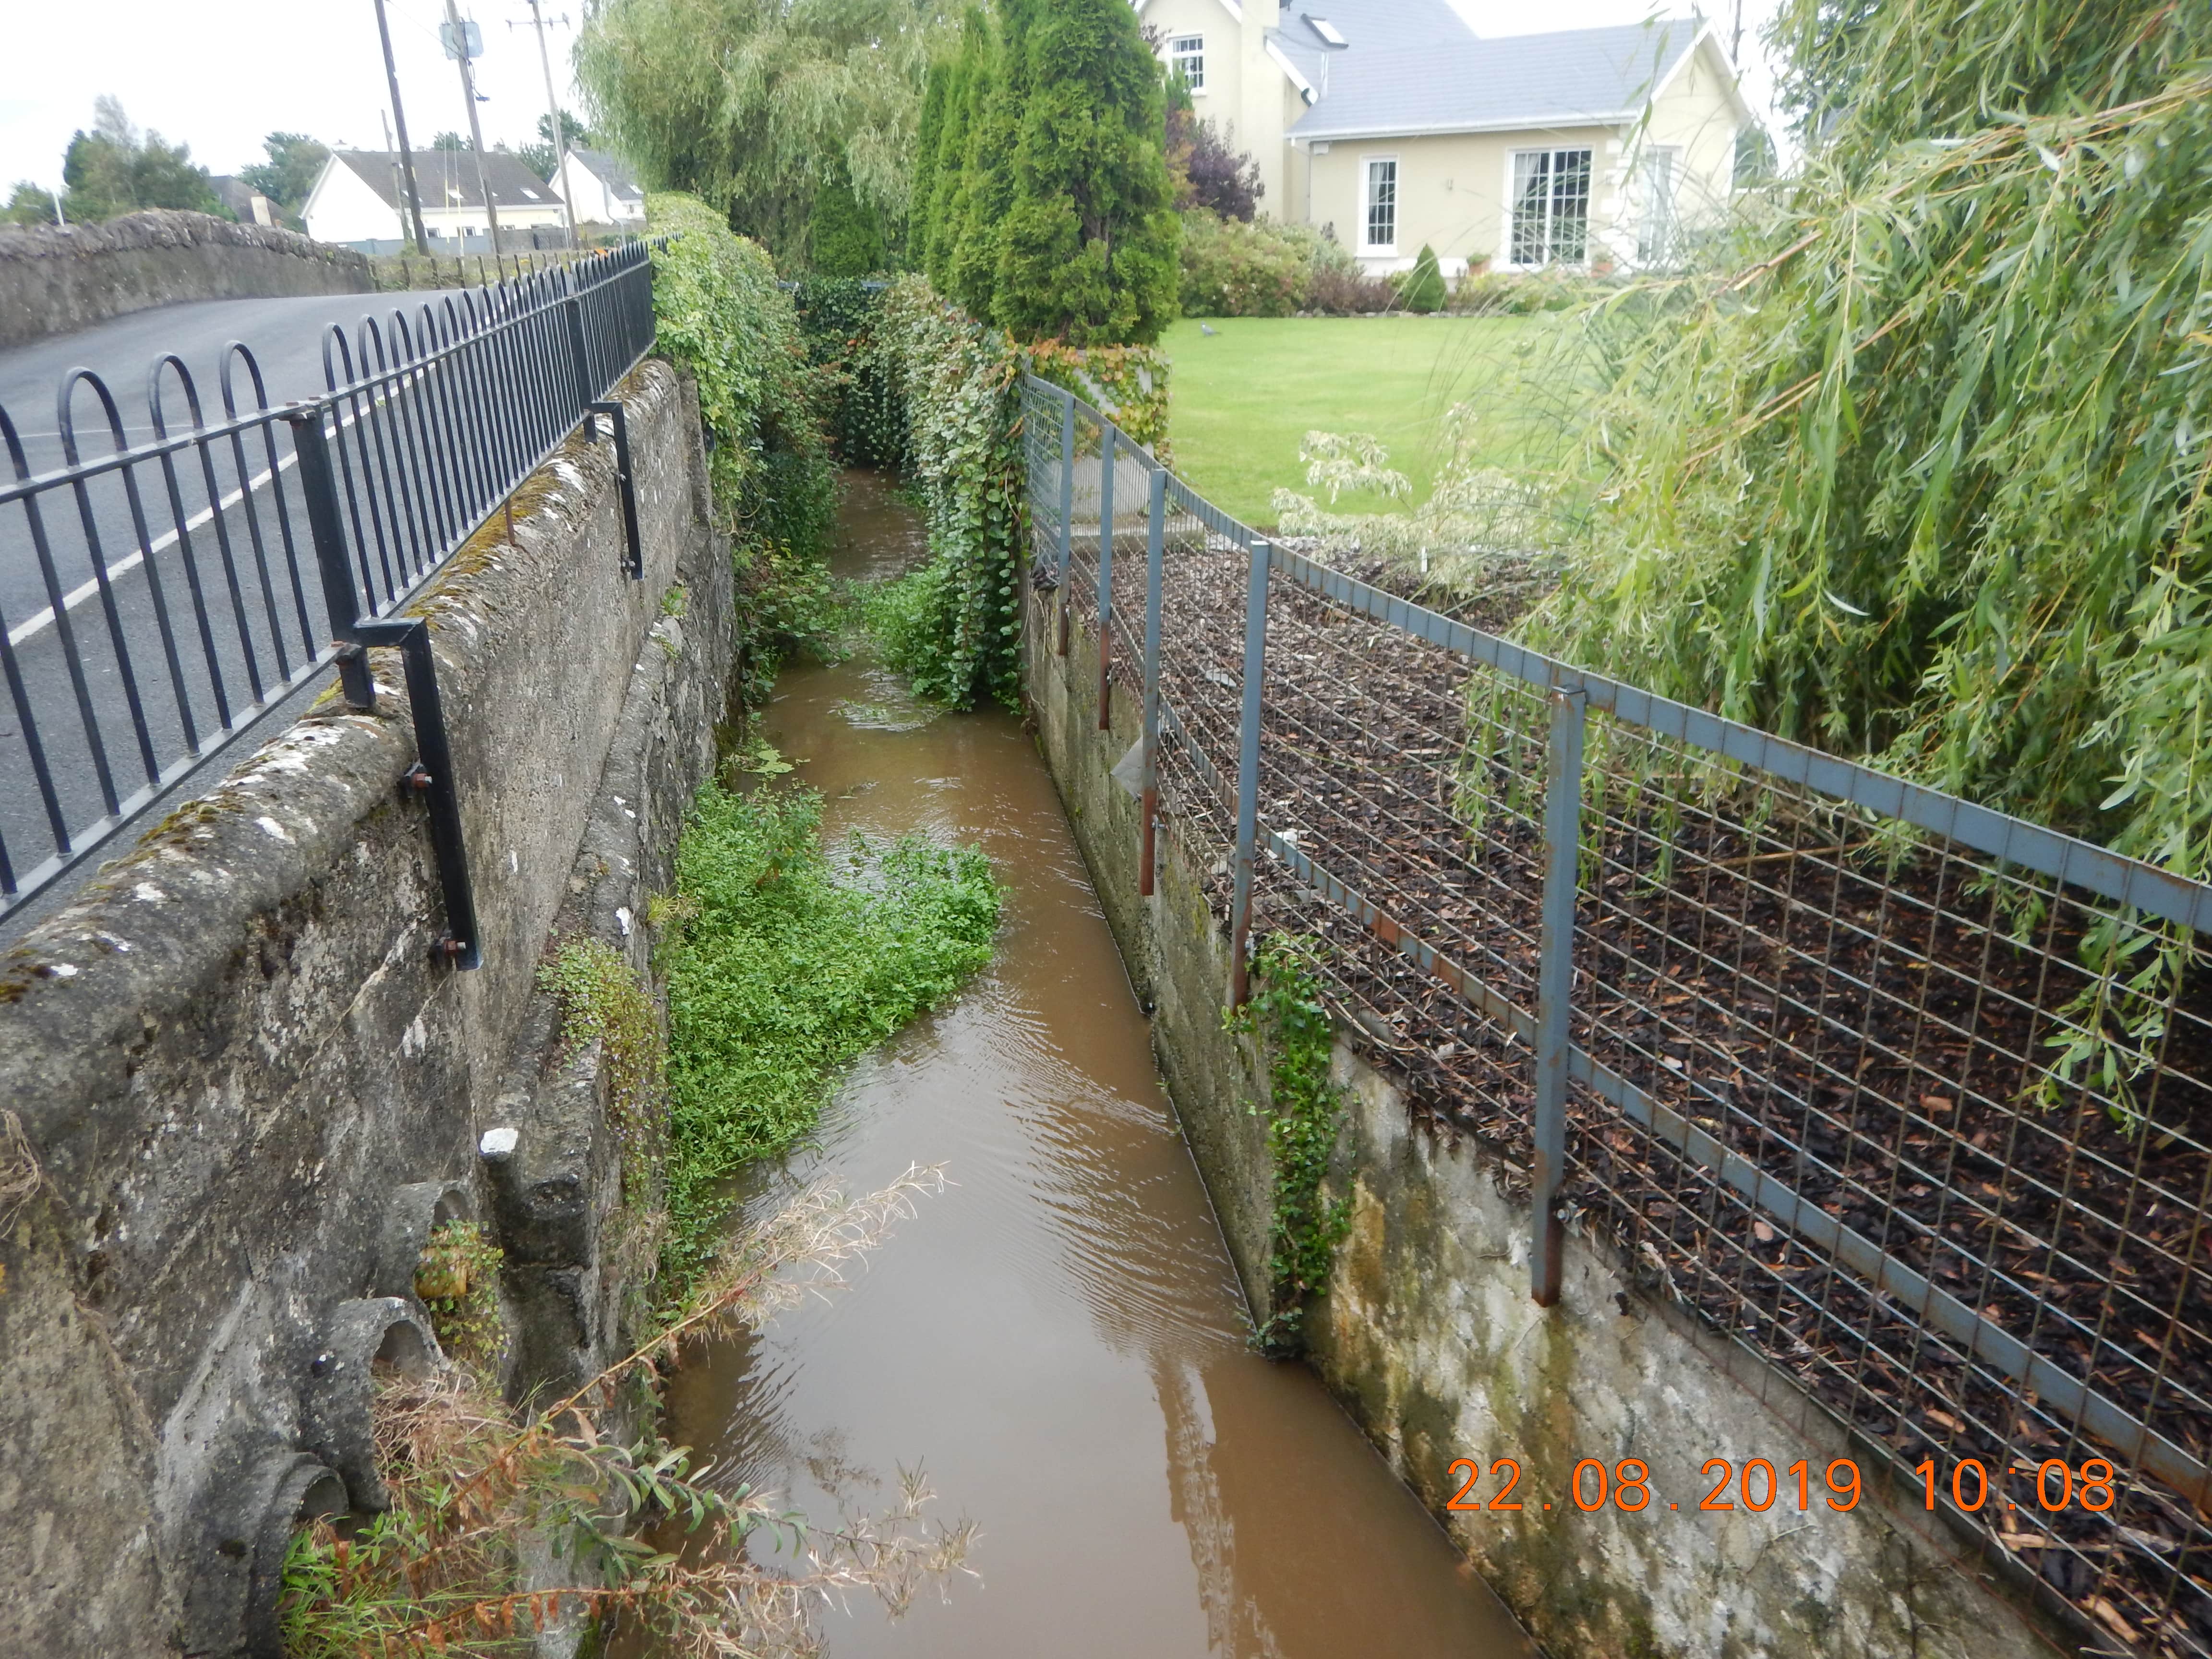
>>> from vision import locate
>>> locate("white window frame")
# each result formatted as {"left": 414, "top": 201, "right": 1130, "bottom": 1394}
{"left": 1360, "top": 154, "right": 1399, "bottom": 256}
{"left": 1635, "top": 144, "right": 1682, "bottom": 267}
{"left": 1505, "top": 145, "right": 1594, "bottom": 270}
{"left": 1169, "top": 34, "right": 1205, "bottom": 93}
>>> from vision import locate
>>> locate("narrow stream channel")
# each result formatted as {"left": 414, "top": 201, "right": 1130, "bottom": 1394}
{"left": 660, "top": 472, "right": 1537, "bottom": 1658}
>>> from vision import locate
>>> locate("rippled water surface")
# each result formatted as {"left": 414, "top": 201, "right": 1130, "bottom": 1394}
{"left": 660, "top": 472, "right": 1535, "bottom": 1658}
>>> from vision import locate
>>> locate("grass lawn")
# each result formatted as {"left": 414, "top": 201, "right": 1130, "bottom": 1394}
{"left": 1160, "top": 314, "right": 1539, "bottom": 529}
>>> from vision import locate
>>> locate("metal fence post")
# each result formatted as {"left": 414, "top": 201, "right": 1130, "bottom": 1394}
{"left": 1056, "top": 389, "right": 1074, "bottom": 656}
{"left": 285, "top": 403, "right": 376, "bottom": 711}
{"left": 1141, "top": 466, "right": 1166, "bottom": 897}
{"left": 1228, "top": 539, "right": 1271, "bottom": 1007}
{"left": 1532, "top": 684, "right": 1587, "bottom": 1306}
{"left": 1097, "top": 425, "right": 1115, "bottom": 728}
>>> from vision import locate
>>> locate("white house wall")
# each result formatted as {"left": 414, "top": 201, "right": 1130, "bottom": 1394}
{"left": 1302, "top": 123, "right": 1623, "bottom": 275}
{"left": 303, "top": 161, "right": 402, "bottom": 246}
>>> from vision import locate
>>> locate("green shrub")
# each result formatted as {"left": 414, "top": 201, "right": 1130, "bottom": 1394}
{"left": 660, "top": 783, "right": 1000, "bottom": 1282}
{"left": 1448, "top": 266, "right": 1597, "bottom": 315}
{"left": 1398, "top": 244, "right": 1446, "bottom": 313}
{"left": 856, "top": 563, "right": 963, "bottom": 700}
{"left": 648, "top": 192, "right": 838, "bottom": 555}
{"left": 1177, "top": 208, "right": 1310, "bottom": 317}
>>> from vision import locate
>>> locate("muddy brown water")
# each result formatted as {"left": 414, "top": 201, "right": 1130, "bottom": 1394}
{"left": 659, "top": 472, "right": 1537, "bottom": 1658}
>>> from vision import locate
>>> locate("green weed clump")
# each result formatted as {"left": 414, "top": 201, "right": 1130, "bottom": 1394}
{"left": 660, "top": 783, "right": 999, "bottom": 1283}
{"left": 1226, "top": 936, "right": 1352, "bottom": 1355}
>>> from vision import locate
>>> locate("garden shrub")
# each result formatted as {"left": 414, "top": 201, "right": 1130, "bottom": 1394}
{"left": 1177, "top": 208, "right": 1310, "bottom": 317}
{"left": 1302, "top": 235, "right": 1397, "bottom": 314}
{"left": 1025, "top": 337, "right": 1171, "bottom": 457}
{"left": 1399, "top": 243, "right": 1446, "bottom": 313}
{"left": 1448, "top": 266, "right": 1599, "bottom": 315}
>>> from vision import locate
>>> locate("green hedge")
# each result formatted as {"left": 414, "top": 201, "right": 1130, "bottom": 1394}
{"left": 648, "top": 193, "right": 842, "bottom": 700}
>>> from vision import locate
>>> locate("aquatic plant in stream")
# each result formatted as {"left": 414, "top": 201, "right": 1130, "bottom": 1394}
{"left": 659, "top": 782, "right": 1000, "bottom": 1288}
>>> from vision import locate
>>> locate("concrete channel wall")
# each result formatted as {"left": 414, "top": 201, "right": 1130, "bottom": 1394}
{"left": 0, "top": 359, "right": 727, "bottom": 1657}
{"left": 1022, "top": 583, "right": 2074, "bottom": 1659}
{"left": 0, "top": 210, "right": 372, "bottom": 351}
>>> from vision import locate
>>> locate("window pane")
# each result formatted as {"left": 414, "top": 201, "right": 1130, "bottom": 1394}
{"left": 1366, "top": 158, "right": 1396, "bottom": 248}
{"left": 1549, "top": 148, "right": 1591, "bottom": 264}
{"left": 1638, "top": 148, "right": 1677, "bottom": 264}
{"left": 1171, "top": 36, "right": 1204, "bottom": 90}
{"left": 1511, "top": 150, "right": 1551, "bottom": 266}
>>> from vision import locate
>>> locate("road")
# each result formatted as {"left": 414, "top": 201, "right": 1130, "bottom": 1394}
{"left": 0, "top": 288, "right": 466, "bottom": 928}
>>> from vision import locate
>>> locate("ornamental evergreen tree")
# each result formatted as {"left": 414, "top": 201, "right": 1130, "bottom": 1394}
{"left": 923, "top": 10, "right": 990, "bottom": 291}
{"left": 1400, "top": 244, "right": 1445, "bottom": 313}
{"left": 944, "top": 0, "right": 1038, "bottom": 319}
{"left": 993, "top": 0, "right": 1179, "bottom": 344}
{"left": 908, "top": 59, "right": 951, "bottom": 272}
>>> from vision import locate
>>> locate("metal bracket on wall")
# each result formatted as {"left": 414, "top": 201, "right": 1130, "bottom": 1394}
{"left": 589, "top": 399, "right": 643, "bottom": 579}
{"left": 287, "top": 406, "right": 482, "bottom": 971}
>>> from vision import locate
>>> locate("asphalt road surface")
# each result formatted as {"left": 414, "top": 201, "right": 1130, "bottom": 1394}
{"left": 0, "top": 288, "right": 465, "bottom": 930}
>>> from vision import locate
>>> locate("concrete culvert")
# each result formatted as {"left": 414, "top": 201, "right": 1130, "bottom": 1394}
{"left": 240, "top": 1451, "right": 349, "bottom": 1659}
{"left": 301, "top": 1297, "right": 443, "bottom": 1516}
{"left": 371, "top": 1178, "right": 478, "bottom": 1301}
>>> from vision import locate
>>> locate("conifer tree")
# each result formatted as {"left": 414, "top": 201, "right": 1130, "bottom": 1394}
{"left": 908, "top": 60, "right": 951, "bottom": 273}
{"left": 993, "top": 0, "right": 1179, "bottom": 344}
{"left": 923, "top": 11, "right": 990, "bottom": 291}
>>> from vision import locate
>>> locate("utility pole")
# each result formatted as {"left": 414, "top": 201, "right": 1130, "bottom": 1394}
{"left": 522, "top": 1, "right": 578, "bottom": 248}
{"left": 1731, "top": 0, "right": 1744, "bottom": 65}
{"left": 444, "top": 0, "right": 503, "bottom": 252}
{"left": 380, "top": 110, "right": 410, "bottom": 248}
{"left": 373, "top": 0, "right": 431, "bottom": 249}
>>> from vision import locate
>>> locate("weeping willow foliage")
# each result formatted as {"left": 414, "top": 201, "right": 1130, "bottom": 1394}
{"left": 1525, "top": 0, "right": 2212, "bottom": 878}
{"left": 577, "top": 0, "right": 947, "bottom": 260}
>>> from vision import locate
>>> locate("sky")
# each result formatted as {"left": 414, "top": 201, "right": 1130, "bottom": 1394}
{"left": 0, "top": 0, "right": 1791, "bottom": 194}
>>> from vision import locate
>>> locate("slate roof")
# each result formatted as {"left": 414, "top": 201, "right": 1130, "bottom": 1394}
{"left": 1287, "top": 15, "right": 1711, "bottom": 141}
{"left": 330, "top": 149, "right": 561, "bottom": 212}
{"left": 565, "top": 147, "right": 645, "bottom": 207}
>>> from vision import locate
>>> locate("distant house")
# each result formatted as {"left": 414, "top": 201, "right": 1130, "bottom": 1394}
{"left": 209, "top": 176, "right": 277, "bottom": 227}
{"left": 1138, "top": 1, "right": 1751, "bottom": 276}
{"left": 551, "top": 148, "right": 647, "bottom": 231}
{"left": 301, "top": 149, "right": 570, "bottom": 252}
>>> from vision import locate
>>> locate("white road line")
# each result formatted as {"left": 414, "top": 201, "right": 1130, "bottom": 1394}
{"left": 5, "top": 379, "right": 429, "bottom": 649}
{"left": 5, "top": 452, "right": 295, "bottom": 649}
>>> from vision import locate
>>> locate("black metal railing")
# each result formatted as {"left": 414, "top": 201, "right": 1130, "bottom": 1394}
{"left": 1025, "top": 372, "right": 2212, "bottom": 1654}
{"left": 0, "top": 238, "right": 659, "bottom": 944}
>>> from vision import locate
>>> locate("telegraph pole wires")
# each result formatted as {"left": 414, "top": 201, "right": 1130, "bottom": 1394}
{"left": 520, "top": 1, "right": 578, "bottom": 248}
{"left": 443, "top": 0, "right": 503, "bottom": 250}
{"left": 372, "top": 0, "right": 431, "bottom": 250}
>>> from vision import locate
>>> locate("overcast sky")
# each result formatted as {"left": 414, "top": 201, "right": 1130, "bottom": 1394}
{"left": 0, "top": 0, "right": 1789, "bottom": 192}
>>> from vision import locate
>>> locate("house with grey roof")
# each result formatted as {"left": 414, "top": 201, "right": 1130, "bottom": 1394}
{"left": 1140, "top": 0, "right": 1751, "bottom": 275}
{"left": 300, "top": 149, "right": 571, "bottom": 252}
{"left": 551, "top": 148, "right": 647, "bottom": 231}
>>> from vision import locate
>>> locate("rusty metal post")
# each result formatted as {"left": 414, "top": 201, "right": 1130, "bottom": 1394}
{"left": 1531, "top": 684, "right": 1587, "bottom": 1305}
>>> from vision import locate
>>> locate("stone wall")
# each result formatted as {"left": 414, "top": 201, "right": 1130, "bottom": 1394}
{"left": 0, "top": 210, "right": 371, "bottom": 350}
{"left": 1022, "top": 583, "right": 2077, "bottom": 1659}
{"left": 0, "top": 358, "right": 726, "bottom": 1658}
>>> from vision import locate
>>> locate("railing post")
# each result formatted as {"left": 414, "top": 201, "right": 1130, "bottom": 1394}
{"left": 1140, "top": 466, "right": 1166, "bottom": 897}
{"left": 1056, "top": 389, "right": 1074, "bottom": 657}
{"left": 1228, "top": 538, "right": 1271, "bottom": 1007}
{"left": 1097, "top": 425, "right": 1115, "bottom": 729}
{"left": 1531, "top": 684, "right": 1587, "bottom": 1306}
{"left": 285, "top": 402, "right": 376, "bottom": 711}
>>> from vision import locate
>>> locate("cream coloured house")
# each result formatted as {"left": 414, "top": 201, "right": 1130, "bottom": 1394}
{"left": 1139, "top": 0, "right": 1751, "bottom": 275}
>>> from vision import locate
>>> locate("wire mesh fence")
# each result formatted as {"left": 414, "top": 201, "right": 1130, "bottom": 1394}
{"left": 1023, "top": 373, "right": 2212, "bottom": 1657}
{"left": 0, "top": 238, "right": 658, "bottom": 920}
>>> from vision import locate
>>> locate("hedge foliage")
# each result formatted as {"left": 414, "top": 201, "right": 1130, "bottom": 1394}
{"left": 858, "top": 277, "right": 1028, "bottom": 708}
{"left": 648, "top": 192, "right": 842, "bottom": 698}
